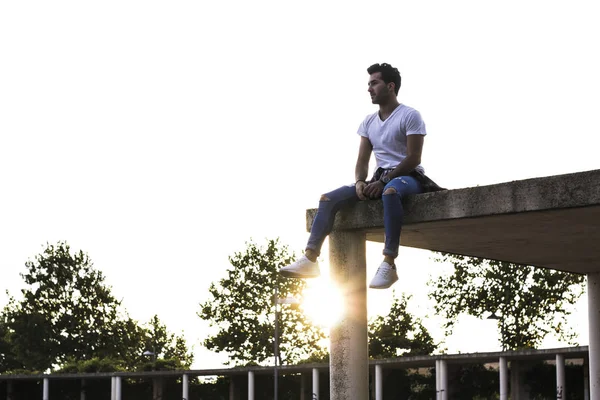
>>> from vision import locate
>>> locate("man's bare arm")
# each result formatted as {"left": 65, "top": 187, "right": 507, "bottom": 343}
{"left": 355, "top": 136, "right": 372, "bottom": 181}
{"left": 386, "top": 134, "right": 424, "bottom": 180}
{"left": 363, "top": 134, "right": 424, "bottom": 199}
{"left": 355, "top": 136, "right": 372, "bottom": 200}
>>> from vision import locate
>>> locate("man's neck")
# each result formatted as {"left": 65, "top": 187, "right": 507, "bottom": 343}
{"left": 378, "top": 100, "right": 401, "bottom": 120}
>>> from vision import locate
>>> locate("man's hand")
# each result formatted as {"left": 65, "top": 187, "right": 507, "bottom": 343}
{"left": 356, "top": 181, "right": 368, "bottom": 200}
{"left": 363, "top": 181, "right": 385, "bottom": 199}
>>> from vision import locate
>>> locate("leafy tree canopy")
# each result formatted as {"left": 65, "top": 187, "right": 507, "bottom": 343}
{"left": 1, "top": 241, "right": 192, "bottom": 372}
{"left": 138, "top": 314, "right": 193, "bottom": 370}
{"left": 369, "top": 293, "right": 437, "bottom": 359}
{"left": 429, "top": 253, "right": 585, "bottom": 350}
{"left": 199, "top": 238, "right": 325, "bottom": 366}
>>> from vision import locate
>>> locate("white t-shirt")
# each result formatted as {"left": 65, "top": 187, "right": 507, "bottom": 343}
{"left": 357, "top": 103, "right": 427, "bottom": 173}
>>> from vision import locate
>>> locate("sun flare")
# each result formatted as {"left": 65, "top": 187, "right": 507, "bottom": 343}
{"left": 300, "top": 277, "right": 345, "bottom": 329}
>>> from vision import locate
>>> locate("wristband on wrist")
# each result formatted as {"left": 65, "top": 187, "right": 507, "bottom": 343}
{"left": 355, "top": 179, "right": 366, "bottom": 184}
{"left": 380, "top": 175, "right": 391, "bottom": 185}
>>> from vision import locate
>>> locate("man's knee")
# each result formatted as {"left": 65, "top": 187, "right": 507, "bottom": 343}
{"left": 383, "top": 187, "right": 397, "bottom": 195}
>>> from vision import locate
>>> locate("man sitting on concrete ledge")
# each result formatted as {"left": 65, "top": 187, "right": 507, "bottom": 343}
{"left": 280, "top": 62, "right": 444, "bottom": 289}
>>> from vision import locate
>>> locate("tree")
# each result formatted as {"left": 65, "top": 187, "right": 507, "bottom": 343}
{"left": 138, "top": 314, "right": 193, "bottom": 370}
{"left": 368, "top": 293, "right": 437, "bottom": 359}
{"left": 0, "top": 317, "right": 21, "bottom": 372}
{"left": 2, "top": 241, "right": 192, "bottom": 372}
{"left": 198, "top": 238, "right": 325, "bottom": 366}
{"left": 429, "top": 253, "right": 586, "bottom": 350}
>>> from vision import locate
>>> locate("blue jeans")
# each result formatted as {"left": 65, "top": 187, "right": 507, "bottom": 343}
{"left": 306, "top": 176, "right": 423, "bottom": 259}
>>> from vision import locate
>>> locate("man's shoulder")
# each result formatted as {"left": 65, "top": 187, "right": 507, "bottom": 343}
{"left": 359, "top": 111, "right": 379, "bottom": 128}
{"left": 396, "top": 103, "right": 421, "bottom": 116}
{"left": 362, "top": 111, "right": 379, "bottom": 121}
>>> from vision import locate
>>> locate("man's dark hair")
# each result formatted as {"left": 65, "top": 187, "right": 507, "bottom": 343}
{"left": 367, "top": 63, "right": 401, "bottom": 95}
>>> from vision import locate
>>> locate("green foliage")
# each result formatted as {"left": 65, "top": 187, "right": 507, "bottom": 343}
{"left": 429, "top": 253, "right": 586, "bottom": 350}
{"left": 57, "top": 357, "right": 124, "bottom": 373}
{"left": 371, "top": 368, "right": 436, "bottom": 400}
{"left": 198, "top": 238, "right": 325, "bottom": 366}
{"left": 446, "top": 364, "right": 499, "bottom": 399}
{"left": 368, "top": 293, "right": 437, "bottom": 359}
{"left": 3, "top": 241, "right": 131, "bottom": 371}
{"left": 138, "top": 314, "right": 193, "bottom": 369}
{"left": 1, "top": 241, "right": 193, "bottom": 373}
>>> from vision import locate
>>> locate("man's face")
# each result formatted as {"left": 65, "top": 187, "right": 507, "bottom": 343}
{"left": 367, "top": 72, "right": 393, "bottom": 104}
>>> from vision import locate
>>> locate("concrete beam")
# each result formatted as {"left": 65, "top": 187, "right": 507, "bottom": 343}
{"left": 307, "top": 169, "right": 600, "bottom": 274}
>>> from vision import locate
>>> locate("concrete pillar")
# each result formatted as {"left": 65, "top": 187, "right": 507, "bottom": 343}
{"left": 499, "top": 356, "right": 508, "bottom": 400}
{"left": 588, "top": 272, "right": 600, "bottom": 400}
{"left": 328, "top": 231, "right": 367, "bottom": 400}
{"left": 182, "top": 374, "right": 189, "bottom": 400}
{"left": 115, "top": 376, "right": 122, "bottom": 400}
{"left": 440, "top": 359, "right": 448, "bottom": 400}
{"left": 510, "top": 360, "right": 533, "bottom": 400}
{"left": 248, "top": 371, "right": 255, "bottom": 400}
{"left": 584, "top": 357, "right": 590, "bottom": 400}
{"left": 435, "top": 359, "right": 448, "bottom": 400}
{"left": 43, "top": 378, "right": 49, "bottom": 400}
{"left": 80, "top": 378, "right": 86, "bottom": 400}
{"left": 556, "top": 354, "right": 565, "bottom": 399}
{"left": 375, "top": 364, "right": 383, "bottom": 400}
{"left": 111, "top": 377, "right": 116, "bottom": 400}
{"left": 229, "top": 376, "right": 239, "bottom": 400}
{"left": 312, "top": 367, "right": 319, "bottom": 400}
{"left": 300, "top": 372, "right": 307, "bottom": 400}
{"left": 435, "top": 360, "right": 440, "bottom": 400}
{"left": 7, "top": 381, "right": 13, "bottom": 400}
{"left": 510, "top": 361, "right": 520, "bottom": 400}
{"left": 152, "top": 377, "right": 164, "bottom": 400}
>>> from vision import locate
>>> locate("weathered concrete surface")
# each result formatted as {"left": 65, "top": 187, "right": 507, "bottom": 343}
{"left": 328, "top": 231, "right": 368, "bottom": 400}
{"left": 306, "top": 169, "right": 600, "bottom": 274}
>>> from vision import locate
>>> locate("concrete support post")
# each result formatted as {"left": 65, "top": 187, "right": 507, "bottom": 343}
{"left": 115, "top": 376, "right": 122, "bottom": 400}
{"left": 584, "top": 357, "right": 590, "bottom": 400}
{"left": 312, "top": 368, "right": 319, "bottom": 400}
{"left": 182, "top": 374, "right": 189, "bottom": 400}
{"left": 588, "top": 272, "right": 600, "bottom": 400}
{"left": 80, "top": 378, "right": 86, "bottom": 400}
{"left": 435, "top": 360, "right": 440, "bottom": 400}
{"left": 248, "top": 371, "right": 255, "bottom": 400}
{"left": 511, "top": 361, "right": 520, "bottom": 400}
{"left": 556, "top": 354, "right": 565, "bottom": 399}
{"left": 43, "top": 378, "right": 49, "bottom": 400}
{"left": 7, "top": 382, "right": 13, "bottom": 400}
{"left": 111, "top": 377, "right": 116, "bottom": 400}
{"left": 229, "top": 376, "right": 239, "bottom": 400}
{"left": 440, "top": 359, "right": 448, "bottom": 400}
{"left": 375, "top": 364, "right": 383, "bottom": 400}
{"left": 499, "top": 356, "right": 508, "bottom": 400}
{"left": 328, "top": 231, "right": 367, "bottom": 400}
{"left": 300, "top": 372, "right": 307, "bottom": 400}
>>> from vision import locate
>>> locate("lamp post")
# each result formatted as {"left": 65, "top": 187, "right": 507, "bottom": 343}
{"left": 143, "top": 349, "right": 156, "bottom": 363}
{"left": 274, "top": 284, "right": 279, "bottom": 400}
{"left": 144, "top": 347, "right": 160, "bottom": 400}
{"left": 487, "top": 312, "right": 506, "bottom": 351}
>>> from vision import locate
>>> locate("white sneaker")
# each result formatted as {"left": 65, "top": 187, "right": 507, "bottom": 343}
{"left": 279, "top": 255, "right": 320, "bottom": 279}
{"left": 369, "top": 261, "right": 398, "bottom": 289}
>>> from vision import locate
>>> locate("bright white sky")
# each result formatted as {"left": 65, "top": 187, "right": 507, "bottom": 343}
{"left": 1, "top": 0, "right": 598, "bottom": 369}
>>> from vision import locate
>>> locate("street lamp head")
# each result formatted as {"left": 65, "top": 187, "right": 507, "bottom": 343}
{"left": 143, "top": 350, "right": 155, "bottom": 357}
{"left": 487, "top": 312, "right": 501, "bottom": 320}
